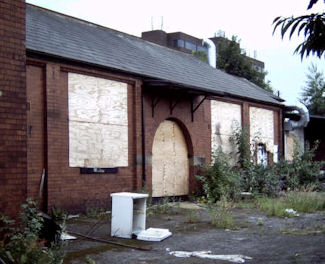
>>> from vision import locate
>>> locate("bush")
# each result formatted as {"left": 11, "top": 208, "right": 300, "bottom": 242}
{"left": 197, "top": 128, "right": 323, "bottom": 203}
{"left": 231, "top": 126, "right": 280, "bottom": 196}
{"left": 0, "top": 199, "right": 64, "bottom": 264}
{"left": 274, "top": 142, "right": 324, "bottom": 190}
{"left": 241, "top": 163, "right": 281, "bottom": 197}
{"left": 196, "top": 148, "right": 241, "bottom": 203}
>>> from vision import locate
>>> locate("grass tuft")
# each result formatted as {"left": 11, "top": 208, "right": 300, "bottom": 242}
{"left": 207, "top": 197, "right": 238, "bottom": 229}
{"left": 257, "top": 191, "right": 325, "bottom": 217}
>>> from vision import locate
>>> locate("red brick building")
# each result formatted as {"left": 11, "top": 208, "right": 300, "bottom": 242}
{"left": 0, "top": 2, "right": 285, "bottom": 216}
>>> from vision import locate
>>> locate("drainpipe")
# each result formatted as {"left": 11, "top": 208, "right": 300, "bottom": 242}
{"left": 141, "top": 89, "right": 146, "bottom": 187}
{"left": 202, "top": 38, "right": 216, "bottom": 68}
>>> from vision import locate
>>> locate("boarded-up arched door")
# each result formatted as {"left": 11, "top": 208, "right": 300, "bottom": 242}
{"left": 152, "top": 120, "right": 189, "bottom": 197}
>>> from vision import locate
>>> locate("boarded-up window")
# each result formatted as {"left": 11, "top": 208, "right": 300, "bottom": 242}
{"left": 211, "top": 100, "right": 242, "bottom": 159}
{"left": 68, "top": 73, "right": 128, "bottom": 167}
{"left": 249, "top": 107, "right": 274, "bottom": 155}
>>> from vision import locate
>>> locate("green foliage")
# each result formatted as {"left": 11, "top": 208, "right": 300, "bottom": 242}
{"left": 148, "top": 197, "right": 173, "bottom": 215}
{"left": 286, "top": 190, "right": 325, "bottom": 212}
{"left": 196, "top": 148, "right": 241, "bottom": 203}
{"left": 216, "top": 36, "right": 273, "bottom": 92}
{"left": 257, "top": 191, "right": 325, "bottom": 217}
{"left": 51, "top": 207, "right": 67, "bottom": 221}
{"left": 85, "top": 255, "right": 96, "bottom": 264}
{"left": 230, "top": 125, "right": 251, "bottom": 170}
{"left": 243, "top": 164, "right": 281, "bottom": 197}
{"left": 300, "top": 64, "right": 325, "bottom": 115}
{"left": 185, "top": 210, "right": 200, "bottom": 223}
{"left": 198, "top": 126, "right": 323, "bottom": 203}
{"left": 85, "top": 208, "right": 108, "bottom": 218}
{"left": 275, "top": 141, "right": 324, "bottom": 190}
{"left": 207, "top": 197, "right": 237, "bottom": 229}
{"left": 0, "top": 199, "right": 64, "bottom": 264}
{"left": 273, "top": 1, "right": 325, "bottom": 59}
{"left": 192, "top": 51, "right": 208, "bottom": 63}
{"left": 257, "top": 196, "right": 288, "bottom": 217}
{"left": 230, "top": 126, "right": 281, "bottom": 196}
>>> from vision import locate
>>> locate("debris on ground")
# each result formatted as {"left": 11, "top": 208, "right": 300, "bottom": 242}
{"left": 137, "top": 228, "right": 172, "bottom": 241}
{"left": 240, "top": 192, "right": 253, "bottom": 199}
{"left": 60, "top": 232, "right": 77, "bottom": 240}
{"left": 284, "top": 208, "right": 300, "bottom": 217}
{"left": 169, "top": 250, "right": 252, "bottom": 263}
{"left": 67, "top": 214, "right": 80, "bottom": 219}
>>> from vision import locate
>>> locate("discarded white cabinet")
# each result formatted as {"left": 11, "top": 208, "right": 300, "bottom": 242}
{"left": 110, "top": 192, "right": 148, "bottom": 238}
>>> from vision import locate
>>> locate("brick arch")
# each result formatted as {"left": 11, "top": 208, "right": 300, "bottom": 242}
{"left": 166, "top": 117, "right": 194, "bottom": 157}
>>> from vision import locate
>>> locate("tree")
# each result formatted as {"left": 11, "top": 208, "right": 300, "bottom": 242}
{"left": 273, "top": 0, "right": 325, "bottom": 59}
{"left": 216, "top": 36, "right": 273, "bottom": 92}
{"left": 300, "top": 63, "right": 325, "bottom": 115}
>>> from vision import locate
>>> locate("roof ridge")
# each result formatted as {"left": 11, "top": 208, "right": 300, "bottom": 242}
{"left": 26, "top": 3, "right": 283, "bottom": 106}
{"left": 26, "top": 3, "right": 210, "bottom": 65}
{"left": 26, "top": 3, "right": 144, "bottom": 43}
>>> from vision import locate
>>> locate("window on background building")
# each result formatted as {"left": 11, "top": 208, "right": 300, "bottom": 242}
{"left": 185, "top": 41, "right": 196, "bottom": 51}
{"left": 173, "top": 39, "right": 184, "bottom": 48}
{"left": 197, "top": 45, "right": 208, "bottom": 53}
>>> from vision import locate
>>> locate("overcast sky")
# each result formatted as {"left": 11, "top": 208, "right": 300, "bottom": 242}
{"left": 26, "top": 0, "right": 324, "bottom": 106}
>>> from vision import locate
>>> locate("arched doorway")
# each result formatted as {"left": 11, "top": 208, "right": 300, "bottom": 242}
{"left": 152, "top": 120, "right": 189, "bottom": 197}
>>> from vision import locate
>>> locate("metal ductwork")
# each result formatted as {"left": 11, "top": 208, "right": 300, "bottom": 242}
{"left": 202, "top": 38, "right": 216, "bottom": 68}
{"left": 285, "top": 105, "right": 310, "bottom": 130}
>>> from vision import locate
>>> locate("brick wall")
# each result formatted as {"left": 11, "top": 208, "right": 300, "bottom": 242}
{"left": 143, "top": 93, "right": 211, "bottom": 195}
{"left": 26, "top": 59, "right": 143, "bottom": 213}
{"left": 26, "top": 57, "right": 283, "bottom": 213}
{"left": 26, "top": 64, "right": 46, "bottom": 207}
{"left": 0, "top": 0, "right": 27, "bottom": 217}
{"left": 142, "top": 30, "right": 168, "bottom": 46}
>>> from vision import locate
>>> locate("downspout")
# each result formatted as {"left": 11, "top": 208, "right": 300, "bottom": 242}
{"left": 202, "top": 38, "right": 216, "bottom": 68}
{"left": 141, "top": 88, "right": 146, "bottom": 187}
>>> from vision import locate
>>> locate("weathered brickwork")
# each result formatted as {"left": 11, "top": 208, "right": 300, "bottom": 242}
{"left": 0, "top": 0, "right": 27, "bottom": 217}
{"left": 26, "top": 64, "right": 46, "bottom": 208}
{"left": 24, "top": 59, "right": 143, "bottom": 212}
{"left": 24, "top": 56, "right": 284, "bottom": 213}
{"left": 143, "top": 93, "right": 211, "bottom": 196}
{"left": 1, "top": 2, "right": 284, "bottom": 214}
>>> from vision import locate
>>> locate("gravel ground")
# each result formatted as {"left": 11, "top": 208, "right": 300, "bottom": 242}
{"left": 63, "top": 202, "right": 325, "bottom": 264}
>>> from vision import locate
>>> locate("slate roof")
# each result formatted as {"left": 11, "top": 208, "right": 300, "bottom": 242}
{"left": 26, "top": 4, "right": 283, "bottom": 105}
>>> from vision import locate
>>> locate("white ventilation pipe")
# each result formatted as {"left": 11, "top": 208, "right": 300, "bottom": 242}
{"left": 202, "top": 38, "right": 216, "bottom": 68}
{"left": 289, "top": 106, "right": 310, "bottom": 128}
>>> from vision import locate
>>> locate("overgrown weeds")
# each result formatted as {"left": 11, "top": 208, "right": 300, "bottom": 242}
{"left": 196, "top": 126, "right": 324, "bottom": 204}
{"left": 147, "top": 197, "right": 174, "bottom": 215}
{"left": 85, "top": 208, "right": 109, "bottom": 218}
{"left": 257, "top": 191, "right": 325, "bottom": 217}
{"left": 196, "top": 148, "right": 241, "bottom": 203}
{"left": 185, "top": 210, "right": 200, "bottom": 223}
{"left": 0, "top": 199, "right": 65, "bottom": 264}
{"left": 207, "top": 197, "right": 237, "bottom": 229}
{"left": 274, "top": 142, "right": 324, "bottom": 190}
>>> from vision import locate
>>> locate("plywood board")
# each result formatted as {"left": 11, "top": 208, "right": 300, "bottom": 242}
{"left": 68, "top": 73, "right": 127, "bottom": 125}
{"left": 211, "top": 100, "right": 242, "bottom": 157}
{"left": 249, "top": 107, "right": 274, "bottom": 153}
{"left": 152, "top": 120, "right": 189, "bottom": 197}
{"left": 68, "top": 73, "right": 128, "bottom": 167}
{"left": 285, "top": 131, "right": 298, "bottom": 161}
